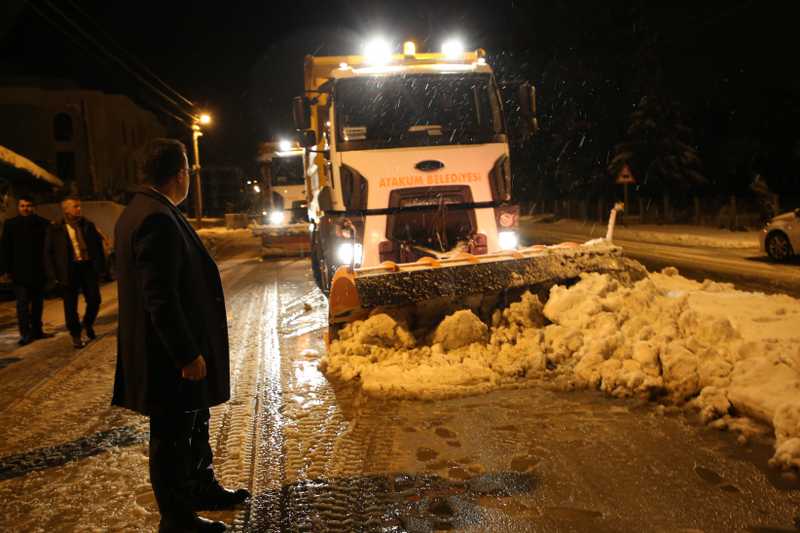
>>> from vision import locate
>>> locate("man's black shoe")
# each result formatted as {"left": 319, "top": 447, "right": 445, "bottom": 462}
{"left": 85, "top": 326, "right": 96, "bottom": 340}
{"left": 71, "top": 335, "right": 84, "bottom": 349}
{"left": 32, "top": 331, "right": 55, "bottom": 340}
{"left": 193, "top": 484, "right": 251, "bottom": 511}
{"left": 18, "top": 335, "right": 31, "bottom": 346}
{"left": 158, "top": 515, "right": 227, "bottom": 532}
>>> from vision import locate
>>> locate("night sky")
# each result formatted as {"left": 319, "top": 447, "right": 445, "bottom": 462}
{"left": 2, "top": 1, "right": 799, "bottom": 190}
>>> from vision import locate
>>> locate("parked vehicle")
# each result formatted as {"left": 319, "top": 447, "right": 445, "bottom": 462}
{"left": 761, "top": 208, "right": 800, "bottom": 261}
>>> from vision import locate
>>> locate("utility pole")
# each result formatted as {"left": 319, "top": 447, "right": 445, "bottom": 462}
{"left": 191, "top": 113, "right": 211, "bottom": 221}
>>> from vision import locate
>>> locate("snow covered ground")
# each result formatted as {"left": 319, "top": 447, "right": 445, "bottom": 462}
{"left": 522, "top": 216, "right": 761, "bottom": 249}
{"left": 322, "top": 265, "right": 800, "bottom": 470}
{"left": 0, "top": 229, "right": 265, "bottom": 532}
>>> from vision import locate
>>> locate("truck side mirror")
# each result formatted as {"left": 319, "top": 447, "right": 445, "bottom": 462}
{"left": 292, "top": 96, "right": 309, "bottom": 130}
{"left": 518, "top": 82, "right": 539, "bottom": 137}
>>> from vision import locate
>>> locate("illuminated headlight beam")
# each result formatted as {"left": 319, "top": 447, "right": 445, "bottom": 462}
{"left": 269, "top": 211, "right": 285, "bottom": 225}
{"left": 336, "top": 242, "right": 363, "bottom": 265}
{"left": 498, "top": 231, "right": 518, "bottom": 250}
{"left": 442, "top": 38, "right": 465, "bottom": 59}
{"left": 364, "top": 37, "right": 392, "bottom": 65}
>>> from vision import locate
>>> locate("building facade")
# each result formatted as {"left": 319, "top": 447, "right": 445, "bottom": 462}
{"left": 0, "top": 80, "right": 165, "bottom": 198}
{"left": 187, "top": 165, "right": 247, "bottom": 217}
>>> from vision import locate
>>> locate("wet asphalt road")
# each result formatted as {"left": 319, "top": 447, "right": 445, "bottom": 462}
{"left": 234, "top": 256, "right": 800, "bottom": 532}
{"left": 0, "top": 241, "right": 798, "bottom": 531}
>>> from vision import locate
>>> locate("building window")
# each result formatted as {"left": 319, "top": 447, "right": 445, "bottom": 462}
{"left": 53, "top": 113, "right": 73, "bottom": 142}
{"left": 56, "top": 151, "right": 76, "bottom": 182}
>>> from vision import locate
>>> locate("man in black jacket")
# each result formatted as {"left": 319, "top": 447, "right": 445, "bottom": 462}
{"left": 44, "top": 197, "right": 105, "bottom": 349}
{"left": 112, "top": 139, "right": 248, "bottom": 533}
{"left": 0, "top": 196, "right": 53, "bottom": 345}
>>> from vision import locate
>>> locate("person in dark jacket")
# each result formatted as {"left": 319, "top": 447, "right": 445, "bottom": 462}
{"left": 112, "top": 139, "right": 248, "bottom": 533}
{"left": 0, "top": 196, "right": 54, "bottom": 345}
{"left": 44, "top": 197, "right": 105, "bottom": 349}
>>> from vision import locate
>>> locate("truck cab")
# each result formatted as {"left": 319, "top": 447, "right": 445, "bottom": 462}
{"left": 295, "top": 42, "right": 536, "bottom": 292}
{"left": 257, "top": 141, "right": 307, "bottom": 224}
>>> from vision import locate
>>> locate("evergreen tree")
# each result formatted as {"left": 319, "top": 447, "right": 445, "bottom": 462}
{"left": 609, "top": 94, "right": 705, "bottom": 197}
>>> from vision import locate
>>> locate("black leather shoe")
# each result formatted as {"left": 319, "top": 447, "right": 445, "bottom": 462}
{"left": 32, "top": 331, "right": 55, "bottom": 340}
{"left": 18, "top": 335, "right": 31, "bottom": 346}
{"left": 71, "top": 335, "right": 84, "bottom": 349}
{"left": 158, "top": 515, "right": 227, "bottom": 532}
{"left": 193, "top": 484, "right": 251, "bottom": 511}
{"left": 85, "top": 326, "right": 96, "bottom": 340}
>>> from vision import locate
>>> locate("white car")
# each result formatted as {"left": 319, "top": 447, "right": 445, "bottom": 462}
{"left": 760, "top": 208, "right": 800, "bottom": 261}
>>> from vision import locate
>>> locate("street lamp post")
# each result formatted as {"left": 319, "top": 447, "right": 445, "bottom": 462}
{"left": 191, "top": 113, "right": 212, "bottom": 221}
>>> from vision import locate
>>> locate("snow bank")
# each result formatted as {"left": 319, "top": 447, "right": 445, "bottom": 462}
{"left": 322, "top": 268, "right": 800, "bottom": 469}
{"left": 523, "top": 217, "right": 760, "bottom": 249}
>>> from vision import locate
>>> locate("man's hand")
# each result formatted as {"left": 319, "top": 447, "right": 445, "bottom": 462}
{"left": 181, "top": 355, "right": 207, "bottom": 380}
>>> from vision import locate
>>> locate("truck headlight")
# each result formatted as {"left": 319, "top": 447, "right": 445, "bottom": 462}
{"left": 498, "top": 231, "right": 518, "bottom": 250}
{"left": 442, "top": 38, "right": 464, "bottom": 59}
{"left": 269, "top": 211, "right": 285, "bottom": 225}
{"left": 364, "top": 38, "right": 392, "bottom": 65}
{"left": 337, "top": 242, "right": 363, "bottom": 265}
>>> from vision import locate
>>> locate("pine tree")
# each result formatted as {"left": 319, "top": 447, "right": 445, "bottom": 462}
{"left": 609, "top": 94, "right": 706, "bottom": 196}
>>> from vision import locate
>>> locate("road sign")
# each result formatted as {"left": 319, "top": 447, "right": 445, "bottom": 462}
{"left": 615, "top": 164, "right": 636, "bottom": 185}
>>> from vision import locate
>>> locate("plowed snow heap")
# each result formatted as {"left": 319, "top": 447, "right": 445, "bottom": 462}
{"left": 322, "top": 266, "right": 800, "bottom": 471}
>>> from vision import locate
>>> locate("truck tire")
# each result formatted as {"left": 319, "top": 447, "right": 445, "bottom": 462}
{"left": 311, "top": 228, "right": 329, "bottom": 295}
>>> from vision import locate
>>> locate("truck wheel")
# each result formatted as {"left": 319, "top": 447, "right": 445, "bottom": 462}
{"left": 311, "top": 229, "right": 329, "bottom": 295}
{"left": 766, "top": 231, "right": 793, "bottom": 261}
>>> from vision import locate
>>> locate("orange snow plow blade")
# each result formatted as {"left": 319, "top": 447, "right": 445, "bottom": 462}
{"left": 252, "top": 223, "right": 311, "bottom": 257}
{"left": 328, "top": 240, "right": 646, "bottom": 339}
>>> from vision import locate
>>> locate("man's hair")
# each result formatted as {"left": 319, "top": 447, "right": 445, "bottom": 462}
{"left": 61, "top": 195, "right": 81, "bottom": 207}
{"left": 17, "top": 195, "right": 34, "bottom": 204}
{"left": 142, "top": 138, "right": 187, "bottom": 187}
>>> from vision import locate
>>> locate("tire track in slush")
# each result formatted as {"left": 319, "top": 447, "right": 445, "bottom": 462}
{"left": 243, "top": 259, "right": 406, "bottom": 531}
{"left": 206, "top": 261, "right": 268, "bottom": 530}
{"left": 243, "top": 265, "right": 286, "bottom": 531}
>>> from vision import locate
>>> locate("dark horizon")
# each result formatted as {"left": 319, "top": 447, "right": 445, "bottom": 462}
{"left": 2, "top": 1, "right": 799, "bottom": 195}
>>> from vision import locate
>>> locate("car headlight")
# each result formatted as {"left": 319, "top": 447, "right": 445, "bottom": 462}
{"left": 336, "top": 242, "right": 363, "bottom": 265}
{"left": 269, "top": 211, "right": 285, "bottom": 225}
{"left": 498, "top": 231, "right": 518, "bottom": 250}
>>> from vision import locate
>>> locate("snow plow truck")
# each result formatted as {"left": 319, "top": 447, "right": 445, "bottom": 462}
{"left": 292, "top": 40, "right": 644, "bottom": 339}
{"left": 252, "top": 140, "right": 311, "bottom": 256}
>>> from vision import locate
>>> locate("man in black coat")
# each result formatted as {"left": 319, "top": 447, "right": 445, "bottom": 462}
{"left": 44, "top": 197, "right": 105, "bottom": 349}
{"left": 0, "top": 196, "right": 53, "bottom": 345}
{"left": 112, "top": 138, "right": 248, "bottom": 533}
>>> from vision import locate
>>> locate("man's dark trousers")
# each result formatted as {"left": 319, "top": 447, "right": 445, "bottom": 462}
{"left": 62, "top": 260, "right": 101, "bottom": 336}
{"left": 149, "top": 408, "right": 215, "bottom": 519}
{"left": 13, "top": 284, "right": 44, "bottom": 337}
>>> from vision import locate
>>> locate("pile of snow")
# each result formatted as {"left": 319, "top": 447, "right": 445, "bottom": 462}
{"left": 197, "top": 228, "right": 263, "bottom": 261}
{"left": 524, "top": 217, "right": 760, "bottom": 249}
{"left": 322, "top": 267, "right": 800, "bottom": 469}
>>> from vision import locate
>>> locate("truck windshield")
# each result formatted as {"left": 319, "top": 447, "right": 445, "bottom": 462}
{"left": 270, "top": 155, "right": 304, "bottom": 186}
{"left": 334, "top": 73, "right": 505, "bottom": 150}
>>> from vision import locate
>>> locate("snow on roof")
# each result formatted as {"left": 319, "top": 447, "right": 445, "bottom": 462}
{"left": 0, "top": 145, "right": 63, "bottom": 188}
